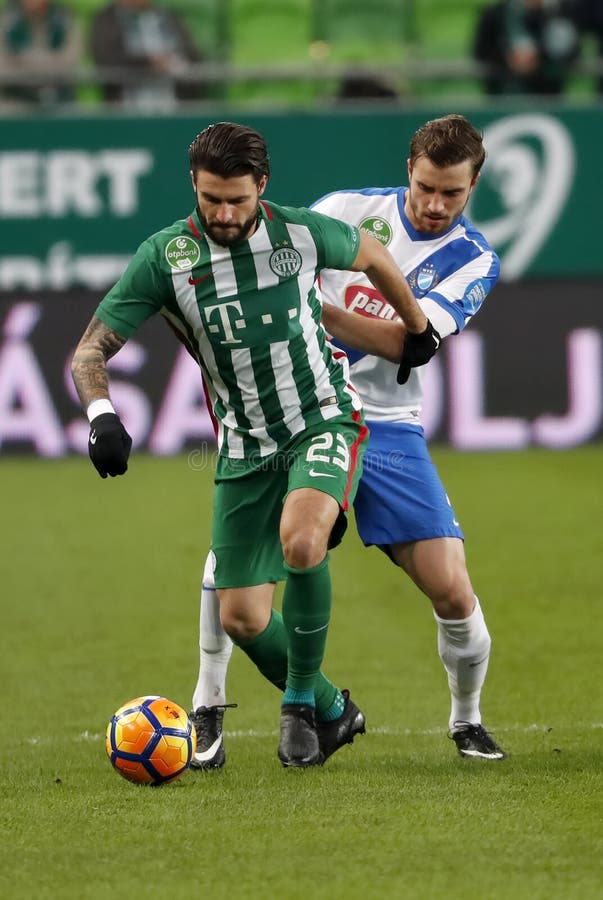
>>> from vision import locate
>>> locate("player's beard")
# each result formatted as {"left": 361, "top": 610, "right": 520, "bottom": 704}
{"left": 199, "top": 204, "right": 260, "bottom": 248}
{"left": 411, "top": 196, "right": 470, "bottom": 234}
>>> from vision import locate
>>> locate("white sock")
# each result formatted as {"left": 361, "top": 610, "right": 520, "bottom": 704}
{"left": 434, "top": 596, "right": 491, "bottom": 730}
{"left": 192, "top": 551, "right": 233, "bottom": 711}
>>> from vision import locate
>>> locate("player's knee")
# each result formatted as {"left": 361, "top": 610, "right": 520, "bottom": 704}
{"left": 220, "top": 606, "right": 264, "bottom": 644}
{"left": 429, "top": 572, "right": 475, "bottom": 619}
{"left": 281, "top": 528, "right": 327, "bottom": 570}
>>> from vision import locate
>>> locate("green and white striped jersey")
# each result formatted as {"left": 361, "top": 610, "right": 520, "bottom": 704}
{"left": 96, "top": 200, "right": 363, "bottom": 466}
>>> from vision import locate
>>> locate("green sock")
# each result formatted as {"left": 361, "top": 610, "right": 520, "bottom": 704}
{"left": 282, "top": 556, "right": 331, "bottom": 694}
{"left": 314, "top": 674, "right": 340, "bottom": 717}
{"left": 236, "top": 609, "right": 287, "bottom": 690}
{"left": 236, "top": 606, "right": 341, "bottom": 716}
{"left": 317, "top": 689, "right": 346, "bottom": 721}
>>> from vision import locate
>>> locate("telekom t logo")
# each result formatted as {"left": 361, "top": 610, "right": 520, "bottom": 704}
{"left": 203, "top": 301, "right": 245, "bottom": 344}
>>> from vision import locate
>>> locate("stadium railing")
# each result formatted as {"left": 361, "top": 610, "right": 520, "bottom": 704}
{"left": 1, "top": 56, "right": 602, "bottom": 109}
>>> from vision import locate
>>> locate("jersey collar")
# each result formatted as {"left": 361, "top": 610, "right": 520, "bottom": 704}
{"left": 188, "top": 207, "right": 204, "bottom": 238}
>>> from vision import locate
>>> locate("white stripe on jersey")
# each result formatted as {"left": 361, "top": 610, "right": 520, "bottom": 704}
{"left": 170, "top": 271, "right": 244, "bottom": 457}
{"left": 207, "top": 238, "right": 238, "bottom": 298}
{"left": 229, "top": 346, "right": 278, "bottom": 457}
{"left": 201, "top": 376, "right": 236, "bottom": 458}
{"left": 168, "top": 273, "right": 205, "bottom": 340}
{"left": 216, "top": 417, "right": 225, "bottom": 450}
{"left": 429, "top": 240, "right": 496, "bottom": 312}
{"left": 329, "top": 343, "right": 362, "bottom": 410}
{"left": 249, "top": 221, "right": 281, "bottom": 289}
{"left": 269, "top": 341, "right": 306, "bottom": 437}
{"left": 286, "top": 223, "right": 345, "bottom": 421}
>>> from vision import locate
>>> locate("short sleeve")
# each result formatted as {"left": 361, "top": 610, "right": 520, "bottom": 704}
{"left": 304, "top": 208, "right": 360, "bottom": 271}
{"left": 95, "top": 240, "right": 168, "bottom": 338}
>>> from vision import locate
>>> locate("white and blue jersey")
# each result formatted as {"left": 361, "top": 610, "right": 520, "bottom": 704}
{"left": 313, "top": 186, "right": 500, "bottom": 547}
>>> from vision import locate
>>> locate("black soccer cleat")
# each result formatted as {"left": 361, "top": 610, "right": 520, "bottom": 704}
{"left": 449, "top": 721, "right": 506, "bottom": 760}
{"left": 317, "top": 689, "right": 366, "bottom": 762}
{"left": 189, "top": 703, "right": 237, "bottom": 771}
{"left": 278, "top": 704, "right": 323, "bottom": 768}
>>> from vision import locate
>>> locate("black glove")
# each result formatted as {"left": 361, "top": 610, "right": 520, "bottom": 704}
{"left": 88, "top": 413, "right": 132, "bottom": 479}
{"left": 397, "top": 320, "right": 441, "bottom": 385}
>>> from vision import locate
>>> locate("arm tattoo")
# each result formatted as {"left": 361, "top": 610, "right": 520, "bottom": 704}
{"left": 70, "top": 316, "right": 127, "bottom": 408}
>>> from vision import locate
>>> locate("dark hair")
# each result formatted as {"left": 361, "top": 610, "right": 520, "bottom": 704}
{"left": 409, "top": 114, "right": 486, "bottom": 177}
{"left": 188, "top": 122, "right": 270, "bottom": 184}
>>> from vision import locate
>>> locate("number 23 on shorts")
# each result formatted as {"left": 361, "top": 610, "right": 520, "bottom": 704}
{"left": 305, "top": 431, "right": 350, "bottom": 478}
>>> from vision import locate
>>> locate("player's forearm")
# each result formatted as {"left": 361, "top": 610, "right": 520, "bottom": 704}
{"left": 70, "top": 316, "right": 126, "bottom": 409}
{"left": 322, "top": 303, "right": 405, "bottom": 364}
{"left": 71, "top": 347, "right": 110, "bottom": 408}
{"left": 364, "top": 261, "right": 426, "bottom": 334}
{"left": 352, "top": 233, "right": 427, "bottom": 334}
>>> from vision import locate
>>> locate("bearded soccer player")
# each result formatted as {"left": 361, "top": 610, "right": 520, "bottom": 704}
{"left": 71, "top": 121, "right": 439, "bottom": 768}
{"left": 190, "top": 114, "right": 507, "bottom": 768}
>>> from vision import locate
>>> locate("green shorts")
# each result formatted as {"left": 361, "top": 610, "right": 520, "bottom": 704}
{"left": 211, "top": 416, "right": 368, "bottom": 588}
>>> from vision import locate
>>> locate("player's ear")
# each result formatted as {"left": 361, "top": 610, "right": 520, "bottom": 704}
{"left": 406, "top": 158, "right": 413, "bottom": 181}
{"left": 258, "top": 175, "right": 268, "bottom": 196}
{"left": 190, "top": 169, "right": 196, "bottom": 190}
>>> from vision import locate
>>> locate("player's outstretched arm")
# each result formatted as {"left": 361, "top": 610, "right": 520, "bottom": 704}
{"left": 346, "top": 232, "right": 441, "bottom": 383}
{"left": 322, "top": 302, "right": 405, "bottom": 364}
{"left": 350, "top": 231, "right": 427, "bottom": 335}
{"left": 71, "top": 316, "right": 132, "bottom": 479}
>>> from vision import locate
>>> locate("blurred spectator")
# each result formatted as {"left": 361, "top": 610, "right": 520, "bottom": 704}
{"left": 473, "top": 0, "right": 580, "bottom": 95}
{"left": 90, "top": 0, "right": 204, "bottom": 108}
{"left": 336, "top": 72, "right": 399, "bottom": 103}
{"left": 571, "top": 0, "right": 603, "bottom": 94}
{"left": 0, "top": 0, "right": 82, "bottom": 105}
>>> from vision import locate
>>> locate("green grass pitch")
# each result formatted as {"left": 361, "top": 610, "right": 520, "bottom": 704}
{"left": 1, "top": 447, "right": 601, "bottom": 899}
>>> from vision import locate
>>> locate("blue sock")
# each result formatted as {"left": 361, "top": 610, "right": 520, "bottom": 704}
{"left": 282, "top": 688, "right": 315, "bottom": 707}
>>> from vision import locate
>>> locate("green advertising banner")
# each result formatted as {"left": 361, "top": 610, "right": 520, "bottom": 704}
{"left": 0, "top": 105, "right": 600, "bottom": 290}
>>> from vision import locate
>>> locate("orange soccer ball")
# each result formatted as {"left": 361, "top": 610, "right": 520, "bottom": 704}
{"left": 105, "top": 695, "right": 196, "bottom": 786}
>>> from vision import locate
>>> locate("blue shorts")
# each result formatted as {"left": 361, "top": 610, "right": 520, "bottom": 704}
{"left": 353, "top": 421, "right": 464, "bottom": 548}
